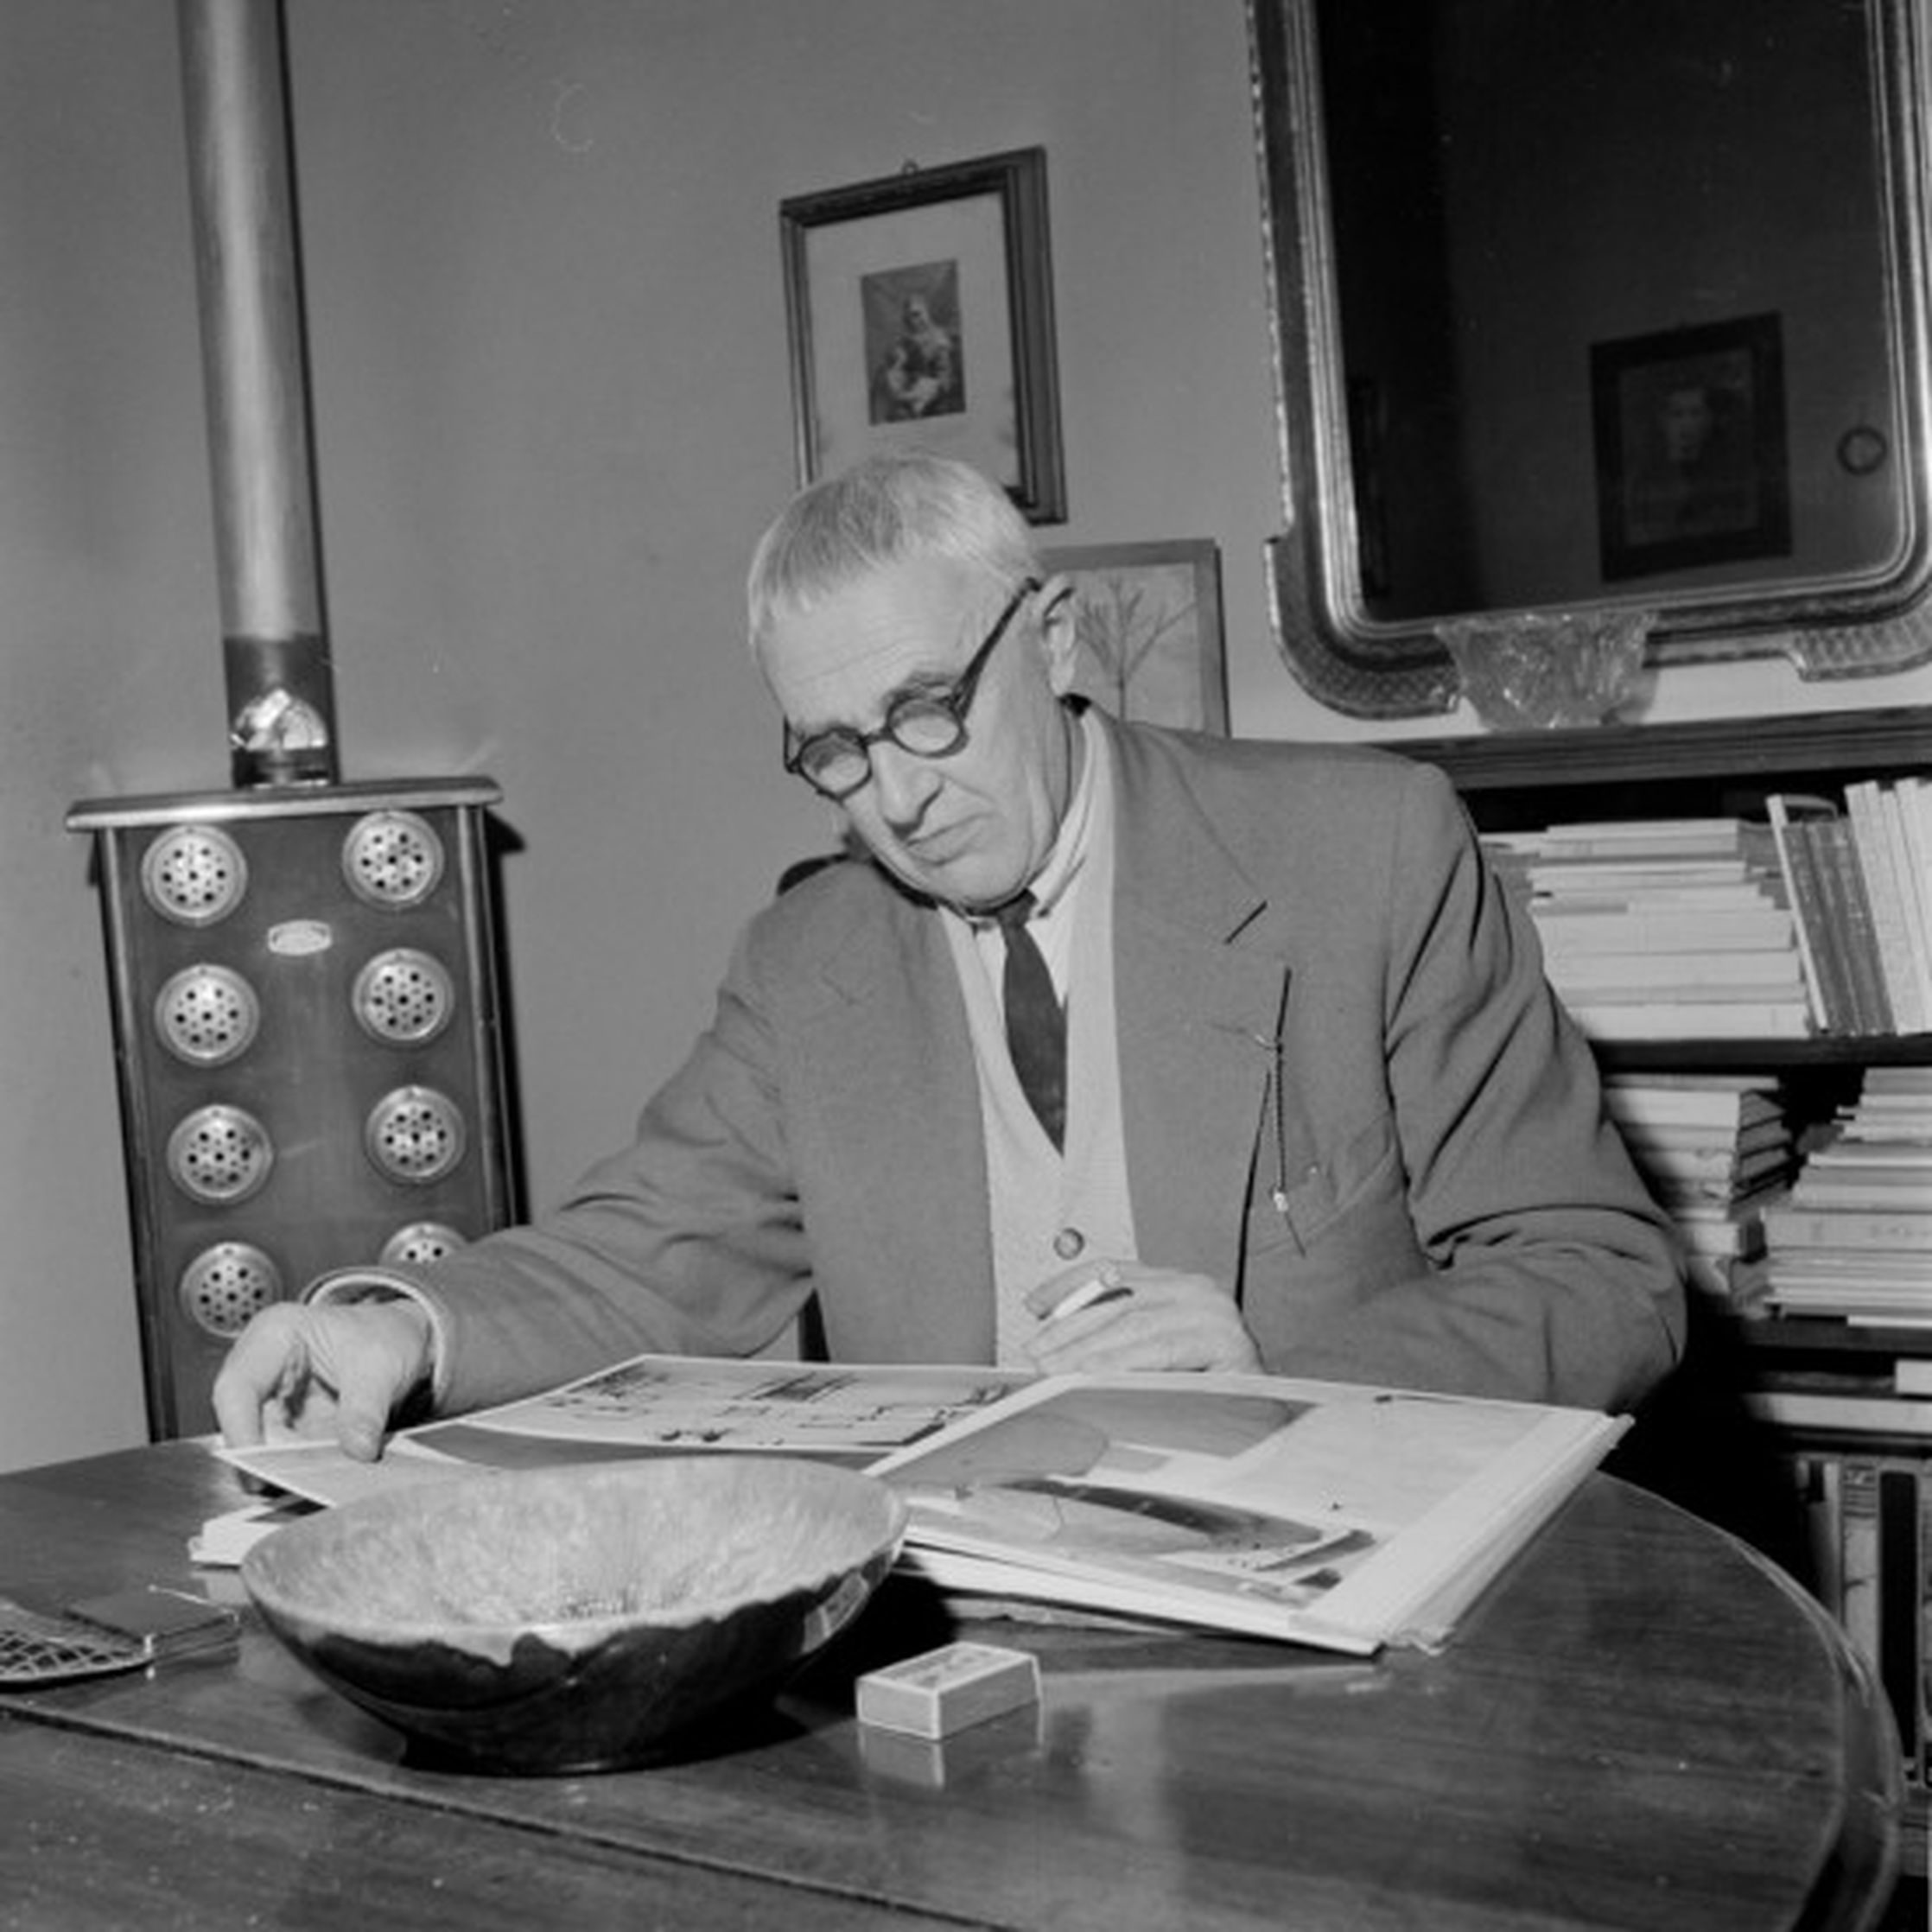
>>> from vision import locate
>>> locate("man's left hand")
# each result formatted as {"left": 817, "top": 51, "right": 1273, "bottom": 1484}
{"left": 1022, "top": 1261, "right": 1261, "bottom": 1376}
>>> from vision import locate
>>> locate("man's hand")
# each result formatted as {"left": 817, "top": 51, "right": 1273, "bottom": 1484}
{"left": 1022, "top": 1261, "right": 1261, "bottom": 1376}
{"left": 211, "top": 1300, "right": 434, "bottom": 1461}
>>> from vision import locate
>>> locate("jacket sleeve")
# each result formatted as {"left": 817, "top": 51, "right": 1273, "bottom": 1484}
{"left": 347, "top": 921, "right": 818, "bottom": 1418}
{"left": 1267, "top": 761, "right": 1687, "bottom": 1413}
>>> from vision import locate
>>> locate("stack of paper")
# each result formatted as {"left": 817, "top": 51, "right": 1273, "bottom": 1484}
{"left": 1602, "top": 1073, "right": 1792, "bottom": 1306}
{"left": 1764, "top": 1068, "right": 1932, "bottom": 1322}
{"left": 1484, "top": 818, "right": 1811, "bottom": 1040}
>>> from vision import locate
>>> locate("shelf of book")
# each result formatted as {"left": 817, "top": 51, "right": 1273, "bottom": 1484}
{"left": 1395, "top": 705, "right": 1930, "bottom": 1841}
{"left": 1396, "top": 706, "right": 1930, "bottom": 824}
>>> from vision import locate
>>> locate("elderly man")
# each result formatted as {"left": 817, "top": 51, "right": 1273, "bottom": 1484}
{"left": 214, "top": 452, "right": 1684, "bottom": 1459}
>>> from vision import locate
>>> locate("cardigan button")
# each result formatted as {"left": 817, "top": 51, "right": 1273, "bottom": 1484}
{"left": 1052, "top": 1227, "right": 1085, "bottom": 1261}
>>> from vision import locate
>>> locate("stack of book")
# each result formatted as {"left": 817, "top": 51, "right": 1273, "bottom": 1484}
{"left": 1766, "top": 781, "right": 1932, "bottom": 1038}
{"left": 1484, "top": 817, "right": 1811, "bottom": 1040}
{"left": 1764, "top": 1067, "right": 1932, "bottom": 1323}
{"left": 1602, "top": 1073, "right": 1794, "bottom": 1306}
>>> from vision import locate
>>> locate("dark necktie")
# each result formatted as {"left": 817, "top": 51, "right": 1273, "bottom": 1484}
{"left": 994, "top": 892, "right": 1065, "bottom": 1150}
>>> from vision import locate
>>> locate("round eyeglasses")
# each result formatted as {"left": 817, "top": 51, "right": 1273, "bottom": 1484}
{"left": 781, "top": 577, "right": 1041, "bottom": 802}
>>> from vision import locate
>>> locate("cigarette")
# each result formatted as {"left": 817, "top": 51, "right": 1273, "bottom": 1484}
{"left": 1043, "top": 1272, "right": 1132, "bottom": 1323}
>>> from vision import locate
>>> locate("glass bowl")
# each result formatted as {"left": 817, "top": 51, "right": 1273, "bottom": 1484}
{"left": 1438, "top": 608, "right": 1652, "bottom": 730}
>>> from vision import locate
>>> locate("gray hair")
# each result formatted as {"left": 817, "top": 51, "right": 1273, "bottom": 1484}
{"left": 747, "top": 452, "right": 1039, "bottom": 649}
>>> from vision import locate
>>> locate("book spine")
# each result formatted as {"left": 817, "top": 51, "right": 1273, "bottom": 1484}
{"left": 1792, "top": 819, "right": 1860, "bottom": 1037}
{"left": 1848, "top": 780, "right": 1919, "bottom": 1033}
{"left": 1534, "top": 912, "right": 1793, "bottom": 951}
{"left": 1879, "top": 1465, "right": 1921, "bottom": 1784}
{"left": 1799, "top": 1452, "right": 1843, "bottom": 1613}
{"left": 1842, "top": 1462, "right": 1883, "bottom": 1711}
{"left": 1766, "top": 795, "right": 1838, "bottom": 1033}
{"left": 1764, "top": 1204, "right": 1932, "bottom": 1250}
{"left": 1565, "top": 1002, "right": 1811, "bottom": 1040}
{"left": 1815, "top": 816, "right": 1896, "bottom": 1035}
{"left": 1884, "top": 783, "right": 1932, "bottom": 1032}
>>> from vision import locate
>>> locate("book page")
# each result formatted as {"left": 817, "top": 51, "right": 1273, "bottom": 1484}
{"left": 217, "top": 1357, "right": 1031, "bottom": 1505}
{"left": 868, "top": 1374, "right": 1624, "bottom": 1651}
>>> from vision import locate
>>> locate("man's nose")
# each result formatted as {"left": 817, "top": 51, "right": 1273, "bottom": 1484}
{"left": 871, "top": 741, "right": 939, "bottom": 828}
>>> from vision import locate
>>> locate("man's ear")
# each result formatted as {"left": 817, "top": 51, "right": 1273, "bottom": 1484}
{"left": 1034, "top": 573, "right": 1083, "bottom": 696}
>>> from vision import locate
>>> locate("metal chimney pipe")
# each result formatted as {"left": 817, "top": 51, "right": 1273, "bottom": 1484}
{"left": 177, "top": 0, "right": 337, "bottom": 786}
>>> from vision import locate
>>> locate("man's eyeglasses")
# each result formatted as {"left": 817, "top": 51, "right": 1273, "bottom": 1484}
{"left": 782, "top": 577, "right": 1042, "bottom": 802}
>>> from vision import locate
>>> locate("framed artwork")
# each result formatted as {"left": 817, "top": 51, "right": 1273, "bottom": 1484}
{"left": 781, "top": 147, "right": 1065, "bottom": 523}
{"left": 1591, "top": 313, "right": 1792, "bottom": 582}
{"left": 1044, "top": 540, "right": 1227, "bottom": 733}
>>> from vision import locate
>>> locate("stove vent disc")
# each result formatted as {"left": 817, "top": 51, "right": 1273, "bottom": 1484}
{"left": 352, "top": 948, "right": 454, "bottom": 1045}
{"left": 341, "top": 810, "right": 444, "bottom": 909}
{"left": 154, "top": 963, "right": 261, "bottom": 1066}
{"left": 378, "top": 1221, "right": 468, "bottom": 1266}
{"left": 166, "top": 1104, "right": 274, "bottom": 1204}
{"left": 365, "top": 1085, "right": 467, "bottom": 1184}
{"left": 141, "top": 823, "right": 248, "bottom": 927}
{"left": 178, "top": 1242, "right": 283, "bottom": 1338}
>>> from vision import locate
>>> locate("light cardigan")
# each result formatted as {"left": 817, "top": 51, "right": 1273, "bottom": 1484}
{"left": 940, "top": 711, "right": 1136, "bottom": 1363}
{"left": 316, "top": 709, "right": 1686, "bottom": 1419}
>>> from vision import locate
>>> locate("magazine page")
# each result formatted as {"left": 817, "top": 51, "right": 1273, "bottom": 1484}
{"left": 218, "top": 1357, "right": 1029, "bottom": 1506}
{"left": 866, "top": 1374, "right": 1628, "bottom": 1654}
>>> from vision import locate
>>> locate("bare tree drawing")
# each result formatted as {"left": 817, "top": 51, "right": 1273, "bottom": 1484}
{"left": 1069, "top": 572, "right": 1197, "bottom": 721}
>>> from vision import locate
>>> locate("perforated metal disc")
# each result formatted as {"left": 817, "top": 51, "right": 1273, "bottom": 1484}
{"left": 154, "top": 964, "right": 260, "bottom": 1065}
{"left": 166, "top": 1105, "right": 274, "bottom": 1204}
{"left": 379, "top": 1221, "right": 468, "bottom": 1266}
{"left": 341, "top": 810, "right": 444, "bottom": 909}
{"left": 352, "top": 948, "right": 454, "bottom": 1045}
{"left": 178, "top": 1242, "right": 282, "bottom": 1337}
{"left": 365, "top": 1086, "right": 466, "bottom": 1184}
{"left": 140, "top": 824, "right": 248, "bottom": 926}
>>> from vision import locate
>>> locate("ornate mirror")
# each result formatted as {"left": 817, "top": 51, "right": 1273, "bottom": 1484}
{"left": 1249, "top": 0, "right": 1932, "bottom": 718}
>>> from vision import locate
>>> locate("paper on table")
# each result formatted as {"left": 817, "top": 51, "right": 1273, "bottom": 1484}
{"left": 213, "top": 1434, "right": 475, "bottom": 1511}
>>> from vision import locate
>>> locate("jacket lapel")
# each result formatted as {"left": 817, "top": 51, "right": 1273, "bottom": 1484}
{"left": 796, "top": 889, "right": 997, "bottom": 1360}
{"left": 1104, "top": 720, "right": 1293, "bottom": 1288}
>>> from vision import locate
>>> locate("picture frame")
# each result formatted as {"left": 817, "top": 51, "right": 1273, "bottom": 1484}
{"left": 780, "top": 147, "right": 1066, "bottom": 524}
{"left": 1591, "top": 313, "right": 1792, "bottom": 582}
{"left": 1044, "top": 540, "right": 1227, "bottom": 733}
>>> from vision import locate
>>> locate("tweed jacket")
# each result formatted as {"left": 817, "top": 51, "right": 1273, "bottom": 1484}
{"left": 408, "top": 713, "right": 1685, "bottom": 1418}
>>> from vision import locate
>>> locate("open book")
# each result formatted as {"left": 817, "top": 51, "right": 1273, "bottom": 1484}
{"left": 217, "top": 1357, "right": 1626, "bottom": 1656}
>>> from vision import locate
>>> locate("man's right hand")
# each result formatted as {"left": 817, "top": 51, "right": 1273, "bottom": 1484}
{"left": 212, "top": 1299, "right": 434, "bottom": 1461}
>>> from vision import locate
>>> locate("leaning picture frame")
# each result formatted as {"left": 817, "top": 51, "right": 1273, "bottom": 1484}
{"left": 1044, "top": 540, "right": 1227, "bottom": 733}
{"left": 1591, "top": 313, "right": 1793, "bottom": 583}
{"left": 780, "top": 147, "right": 1066, "bottom": 523}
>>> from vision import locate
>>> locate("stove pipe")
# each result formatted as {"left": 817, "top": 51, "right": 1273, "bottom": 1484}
{"left": 177, "top": 0, "right": 338, "bottom": 787}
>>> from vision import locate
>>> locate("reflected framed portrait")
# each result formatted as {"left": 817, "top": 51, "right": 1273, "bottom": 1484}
{"left": 1591, "top": 313, "right": 1792, "bottom": 582}
{"left": 1044, "top": 540, "right": 1227, "bottom": 733}
{"left": 780, "top": 148, "right": 1065, "bottom": 523}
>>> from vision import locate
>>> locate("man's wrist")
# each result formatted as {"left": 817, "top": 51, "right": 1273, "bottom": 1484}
{"left": 303, "top": 1268, "right": 448, "bottom": 1407}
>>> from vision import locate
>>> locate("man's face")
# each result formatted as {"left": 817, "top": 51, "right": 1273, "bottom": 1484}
{"left": 1662, "top": 385, "right": 1714, "bottom": 465}
{"left": 759, "top": 555, "right": 1077, "bottom": 912}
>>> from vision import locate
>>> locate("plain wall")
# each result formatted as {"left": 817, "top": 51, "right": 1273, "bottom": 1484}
{"left": 4, "top": 0, "right": 1929, "bottom": 1473}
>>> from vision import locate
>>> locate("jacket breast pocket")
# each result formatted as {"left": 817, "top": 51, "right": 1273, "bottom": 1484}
{"left": 1250, "top": 1110, "right": 1406, "bottom": 1259}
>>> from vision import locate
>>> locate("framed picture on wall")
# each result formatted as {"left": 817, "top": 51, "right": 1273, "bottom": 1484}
{"left": 1044, "top": 540, "right": 1227, "bottom": 733}
{"left": 1591, "top": 313, "right": 1792, "bottom": 582}
{"left": 780, "top": 147, "right": 1066, "bottom": 523}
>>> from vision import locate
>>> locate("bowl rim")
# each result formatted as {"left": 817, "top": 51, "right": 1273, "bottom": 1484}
{"left": 239, "top": 1453, "right": 908, "bottom": 1649}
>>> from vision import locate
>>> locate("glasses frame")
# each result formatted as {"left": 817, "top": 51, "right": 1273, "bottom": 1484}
{"left": 782, "top": 577, "right": 1042, "bottom": 801}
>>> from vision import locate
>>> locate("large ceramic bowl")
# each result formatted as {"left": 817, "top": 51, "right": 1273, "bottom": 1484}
{"left": 241, "top": 1455, "right": 907, "bottom": 1775}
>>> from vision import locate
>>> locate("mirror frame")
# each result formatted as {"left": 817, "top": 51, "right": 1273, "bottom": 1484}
{"left": 1248, "top": 0, "right": 1932, "bottom": 719}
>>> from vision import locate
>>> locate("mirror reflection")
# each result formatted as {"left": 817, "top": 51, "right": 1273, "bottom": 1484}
{"left": 1252, "top": 0, "right": 1932, "bottom": 717}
